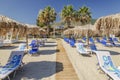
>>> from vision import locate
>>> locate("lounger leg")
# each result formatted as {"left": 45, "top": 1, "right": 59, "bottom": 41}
{"left": 13, "top": 71, "right": 16, "bottom": 78}
{"left": 7, "top": 76, "right": 10, "bottom": 80}
{"left": 106, "top": 74, "right": 113, "bottom": 80}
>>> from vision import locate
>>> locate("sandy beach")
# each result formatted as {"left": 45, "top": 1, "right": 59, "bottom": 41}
{"left": 0, "top": 38, "right": 120, "bottom": 80}
{"left": 0, "top": 39, "right": 57, "bottom": 80}
{"left": 62, "top": 39, "right": 120, "bottom": 80}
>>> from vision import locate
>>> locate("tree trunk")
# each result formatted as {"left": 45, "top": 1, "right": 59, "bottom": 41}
{"left": 47, "top": 27, "right": 50, "bottom": 37}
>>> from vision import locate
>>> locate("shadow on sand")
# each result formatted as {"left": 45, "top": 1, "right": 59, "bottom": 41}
{"left": 12, "top": 61, "right": 63, "bottom": 80}
{"left": 28, "top": 49, "right": 58, "bottom": 57}
{"left": 46, "top": 41, "right": 56, "bottom": 43}
{"left": 98, "top": 49, "right": 120, "bottom": 55}
{"left": 0, "top": 46, "right": 18, "bottom": 50}
{"left": 39, "top": 49, "right": 58, "bottom": 55}
{"left": 13, "top": 41, "right": 26, "bottom": 44}
{"left": 44, "top": 43, "right": 57, "bottom": 47}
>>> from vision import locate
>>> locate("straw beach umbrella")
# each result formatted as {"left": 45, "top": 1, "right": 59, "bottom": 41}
{"left": 63, "top": 28, "right": 74, "bottom": 37}
{"left": 95, "top": 13, "right": 120, "bottom": 38}
{"left": 0, "top": 15, "right": 26, "bottom": 39}
{"left": 63, "top": 24, "right": 96, "bottom": 45}
{"left": 63, "top": 24, "right": 95, "bottom": 37}
{"left": 39, "top": 28, "right": 46, "bottom": 36}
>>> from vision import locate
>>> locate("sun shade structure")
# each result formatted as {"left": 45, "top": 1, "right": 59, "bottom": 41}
{"left": 63, "top": 24, "right": 96, "bottom": 37}
{"left": 26, "top": 24, "right": 46, "bottom": 35}
{"left": 94, "top": 13, "right": 120, "bottom": 37}
{"left": 0, "top": 15, "right": 27, "bottom": 37}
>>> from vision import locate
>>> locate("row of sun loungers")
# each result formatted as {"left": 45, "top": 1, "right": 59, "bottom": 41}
{"left": 64, "top": 37, "right": 76, "bottom": 47}
{"left": 75, "top": 42, "right": 120, "bottom": 79}
{"left": 96, "top": 37, "right": 120, "bottom": 47}
{"left": 0, "top": 39, "right": 46, "bottom": 80}
{"left": 76, "top": 43, "right": 89, "bottom": 54}
{"left": 0, "top": 39, "right": 19, "bottom": 47}
{"left": 64, "top": 37, "right": 120, "bottom": 80}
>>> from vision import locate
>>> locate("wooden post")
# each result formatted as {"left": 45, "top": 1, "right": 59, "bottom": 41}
{"left": 86, "top": 29, "right": 89, "bottom": 46}
{"left": 26, "top": 34, "right": 28, "bottom": 49}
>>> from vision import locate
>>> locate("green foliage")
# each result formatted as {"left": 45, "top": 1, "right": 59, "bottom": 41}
{"left": 60, "top": 5, "right": 92, "bottom": 27}
{"left": 37, "top": 6, "right": 57, "bottom": 35}
{"left": 60, "top": 5, "right": 74, "bottom": 27}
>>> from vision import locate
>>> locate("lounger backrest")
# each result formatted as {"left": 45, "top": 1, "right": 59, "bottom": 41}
{"left": 89, "top": 37, "right": 94, "bottom": 43}
{"left": 90, "top": 44, "right": 97, "bottom": 51}
{"left": 77, "top": 43, "right": 86, "bottom": 52}
{"left": 8, "top": 51, "right": 24, "bottom": 64}
{"left": 96, "top": 51, "right": 115, "bottom": 69}
{"left": 103, "top": 37, "right": 107, "bottom": 41}
{"left": 0, "top": 51, "right": 24, "bottom": 79}
{"left": 101, "top": 41, "right": 106, "bottom": 45}
{"left": 113, "top": 38, "right": 119, "bottom": 42}
{"left": 96, "top": 51, "right": 120, "bottom": 80}
{"left": 96, "top": 38, "right": 101, "bottom": 43}
{"left": 83, "top": 37, "right": 86, "bottom": 41}
{"left": 18, "top": 43, "right": 26, "bottom": 51}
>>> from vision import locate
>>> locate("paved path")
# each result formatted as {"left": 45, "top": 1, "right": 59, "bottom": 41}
{"left": 55, "top": 39, "right": 79, "bottom": 80}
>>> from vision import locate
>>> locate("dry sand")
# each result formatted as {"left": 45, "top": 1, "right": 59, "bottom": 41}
{"left": 1, "top": 38, "right": 120, "bottom": 80}
{"left": 62, "top": 39, "right": 120, "bottom": 80}
{"left": 0, "top": 39, "right": 57, "bottom": 80}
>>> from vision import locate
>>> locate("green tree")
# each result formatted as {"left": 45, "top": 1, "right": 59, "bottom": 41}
{"left": 60, "top": 5, "right": 92, "bottom": 27}
{"left": 78, "top": 6, "right": 92, "bottom": 25}
{"left": 60, "top": 5, "right": 75, "bottom": 28}
{"left": 37, "top": 6, "right": 57, "bottom": 36}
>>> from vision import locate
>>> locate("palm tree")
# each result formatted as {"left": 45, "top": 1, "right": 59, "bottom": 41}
{"left": 78, "top": 6, "right": 92, "bottom": 45}
{"left": 37, "top": 6, "right": 57, "bottom": 36}
{"left": 78, "top": 6, "right": 92, "bottom": 25}
{"left": 60, "top": 5, "right": 75, "bottom": 28}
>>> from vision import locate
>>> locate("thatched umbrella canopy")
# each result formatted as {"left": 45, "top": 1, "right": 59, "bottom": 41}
{"left": 26, "top": 24, "right": 40, "bottom": 35}
{"left": 39, "top": 28, "right": 46, "bottom": 35}
{"left": 63, "top": 24, "right": 96, "bottom": 37}
{"left": 17, "top": 23, "right": 27, "bottom": 37}
{"left": 94, "top": 13, "right": 120, "bottom": 37}
{"left": 0, "top": 15, "right": 14, "bottom": 36}
{"left": 73, "top": 24, "right": 96, "bottom": 37}
{"left": 63, "top": 24, "right": 96, "bottom": 45}
{"left": 63, "top": 28, "right": 74, "bottom": 36}
{"left": 0, "top": 15, "right": 27, "bottom": 37}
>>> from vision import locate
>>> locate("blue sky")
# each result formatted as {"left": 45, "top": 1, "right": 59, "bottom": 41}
{"left": 0, "top": 0, "right": 120, "bottom": 24}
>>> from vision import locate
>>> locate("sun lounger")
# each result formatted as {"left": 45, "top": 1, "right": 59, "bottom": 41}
{"left": 96, "top": 51, "right": 120, "bottom": 80}
{"left": 64, "top": 38, "right": 70, "bottom": 43}
{"left": 29, "top": 44, "right": 39, "bottom": 54}
{"left": 82, "top": 37, "right": 86, "bottom": 42}
{"left": 76, "top": 43, "right": 89, "bottom": 54}
{"left": 69, "top": 39, "right": 76, "bottom": 47}
{"left": 101, "top": 41, "right": 113, "bottom": 47}
{"left": 0, "top": 39, "right": 4, "bottom": 47}
{"left": 89, "top": 37, "right": 94, "bottom": 43}
{"left": 18, "top": 43, "right": 26, "bottom": 51}
{"left": 113, "top": 37, "right": 119, "bottom": 43}
{"left": 89, "top": 44, "right": 97, "bottom": 53}
{"left": 29, "top": 40, "right": 37, "bottom": 46}
{"left": 0, "top": 51, "right": 24, "bottom": 80}
{"left": 96, "top": 38, "right": 101, "bottom": 43}
{"left": 3, "top": 40, "right": 12, "bottom": 46}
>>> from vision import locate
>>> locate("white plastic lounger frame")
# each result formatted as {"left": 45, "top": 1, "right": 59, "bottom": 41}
{"left": 76, "top": 43, "right": 89, "bottom": 54}
{"left": 0, "top": 51, "right": 24, "bottom": 80}
{"left": 18, "top": 43, "right": 26, "bottom": 51}
{"left": 96, "top": 51, "right": 120, "bottom": 80}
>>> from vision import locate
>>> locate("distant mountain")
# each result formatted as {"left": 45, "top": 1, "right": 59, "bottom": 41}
{"left": 91, "top": 19, "right": 97, "bottom": 25}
